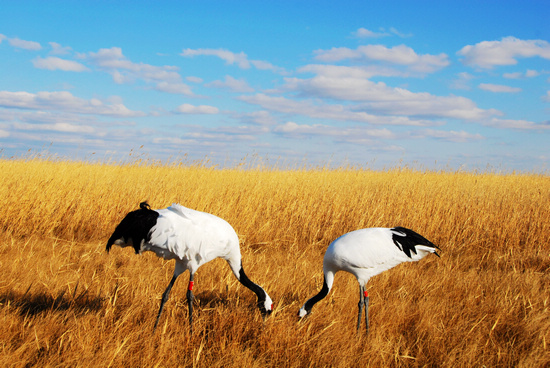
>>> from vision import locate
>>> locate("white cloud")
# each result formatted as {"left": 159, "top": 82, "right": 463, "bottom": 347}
{"left": 362, "top": 93, "right": 496, "bottom": 121}
{"left": 155, "top": 82, "right": 193, "bottom": 95}
{"left": 417, "top": 129, "right": 484, "bottom": 142}
{"left": 0, "top": 34, "right": 6, "bottom": 43}
{"left": 239, "top": 110, "right": 277, "bottom": 126}
{"left": 186, "top": 76, "right": 203, "bottom": 83}
{"left": 87, "top": 47, "right": 194, "bottom": 95}
{"left": 450, "top": 72, "right": 476, "bottom": 90}
{"left": 250, "top": 60, "right": 282, "bottom": 72}
{"left": 314, "top": 44, "right": 449, "bottom": 73}
{"left": 240, "top": 93, "right": 435, "bottom": 126}
{"left": 8, "top": 37, "right": 42, "bottom": 50}
{"left": 526, "top": 70, "right": 541, "bottom": 78}
{"left": 206, "top": 75, "right": 254, "bottom": 92}
{"left": 478, "top": 83, "right": 521, "bottom": 93}
{"left": 13, "top": 121, "right": 95, "bottom": 133}
{"left": 283, "top": 73, "right": 494, "bottom": 121}
{"left": 181, "top": 48, "right": 285, "bottom": 73}
{"left": 503, "top": 69, "right": 540, "bottom": 79}
{"left": 351, "top": 27, "right": 411, "bottom": 39}
{"left": 175, "top": 103, "right": 219, "bottom": 114}
{"left": 184, "top": 130, "right": 255, "bottom": 141}
{"left": 152, "top": 126, "right": 257, "bottom": 147}
{"left": 543, "top": 91, "right": 550, "bottom": 102}
{"left": 152, "top": 136, "right": 199, "bottom": 146}
{"left": 0, "top": 90, "right": 144, "bottom": 117}
{"left": 49, "top": 42, "right": 72, "bottom": 55}
{"left": 352, "top": 28, "right": 389, "bottom": 38}
{"left": 486, "top": 117, "right": 550, "bottom": 130}
{"left": 274, "top": 121, "right": 395, "bottom": 141}
{"left": 182, "top": 48, "right": 250, "bottom": 68}
{"left": 388, "top": 27, "right": 413, "bottom": 38}
{"left": 458, "top": 36, "right": 550, "bottom": 69}
{"left": 32, "top": 56, "right": 89, "bottom": 72}
{"left": 299, "top": 64, "right": 408, "bottom": 78}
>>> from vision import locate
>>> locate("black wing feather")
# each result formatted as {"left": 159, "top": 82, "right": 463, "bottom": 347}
{"left": 390, "top": 226, "right": 440, "bottom": 258}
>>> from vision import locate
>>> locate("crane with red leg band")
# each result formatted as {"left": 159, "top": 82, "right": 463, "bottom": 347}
{"left": 106, "top": 202, "right": 273, "bottom": 333}
{"left": 299, "top": 227, "right": 440, "bottom": 334}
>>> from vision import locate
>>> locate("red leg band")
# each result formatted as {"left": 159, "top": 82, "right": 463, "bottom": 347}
{"left": 188, "top": 281, "right": 194, "bottom": 291}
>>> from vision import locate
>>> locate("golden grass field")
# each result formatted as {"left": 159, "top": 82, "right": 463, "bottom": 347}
{"left": 0, "top": 158, "right": 548, "bottom": 367}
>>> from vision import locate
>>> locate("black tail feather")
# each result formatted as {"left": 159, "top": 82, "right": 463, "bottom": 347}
{"left": 390, "top": 226, "right": 440, "bottom": 258}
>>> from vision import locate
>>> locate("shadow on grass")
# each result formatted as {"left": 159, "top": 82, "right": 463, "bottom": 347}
{"left": 0, "top": 283, "right": 104, "bottom": 317}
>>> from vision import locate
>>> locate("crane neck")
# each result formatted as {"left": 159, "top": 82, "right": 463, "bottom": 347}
{"left": 238, "top": 266, "right": 270, "bottom": 315}
{"left": 302, "top": 275, "right": 330, "bottom": 314}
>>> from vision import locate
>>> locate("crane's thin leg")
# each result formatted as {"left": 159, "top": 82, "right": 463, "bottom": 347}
{"left": 357, "top": 285, "right": 370, "bottom": 334}
{"left": 357, "top": 285, "right": 365, "bottom": 332}
{"left": 154, "top": 274, "right": 179, "bottom": 331}
{"left": 187, "top": 274, "right": 195, "bottom": 334}
{"left": 364, "top": 290, "right": 370, "bottom": 335}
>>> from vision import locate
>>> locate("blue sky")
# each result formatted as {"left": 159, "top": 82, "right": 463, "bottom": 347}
{"left": 1, "top": 1, "right": 549, "bottom": 171}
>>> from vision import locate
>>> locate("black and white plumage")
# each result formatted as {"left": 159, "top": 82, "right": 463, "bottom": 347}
{"left": 106, "top": 202, "right": 273, "bottom": 332}
{"left": 298, "top": 227, "right": 440, "bottom": 333}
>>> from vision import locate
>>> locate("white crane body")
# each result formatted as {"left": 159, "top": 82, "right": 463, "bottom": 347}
{"left": 107, "top": 202, "right": 272, "bottom": 332}
{"left": 299, "top": 226, "right": 440, "bottom": 333}
{"left": 144, "top": 204, "right": 242, "bottom": 276}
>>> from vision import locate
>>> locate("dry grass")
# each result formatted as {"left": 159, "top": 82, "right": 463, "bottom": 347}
{"left": 0, "top": 158, "right": 548, "bottom": 367}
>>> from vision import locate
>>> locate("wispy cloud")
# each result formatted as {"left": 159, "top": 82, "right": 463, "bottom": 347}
{"left": 282, "top": 68, "right": 495, "bottom": 122}
{"left": 8, "top": 37, "right": 42, "bottom": 50}
{"left": 351, "top": 28, "right": 389, "bottom": 38}
{"left": 32, "top": 56, "right": 89, "bottom": 72}
{"left": 273, "top": 121, "right": 395, "bottom": 142}
{"left": 314, "top": 44, "right": 449, "bottom": 73}
{"left": 87, "top": 47, "right": 194, "bottom": 95}
{"left": 181, "top": 48, "right": 285, "bottom": 73}
{"left": 450, "top": 72, "right": 476, "bottom": 90}
{"left": 458, "top": 36, "right": 550, "bottom": 69}
{"left": 503, "top": 69, "right": 540, "bottom": 79}
{"left": 240, "top": 93, "right": 436, "bottom": 126}
{"left": 351, "top": 27, "right": 412, "bottom": 39}
{"left": 49, "top": 42, "right": 72, "bottom": 55}
{"left": 206, "top": 75, "right": 254, "bottom": 92}
{"left": 486, "top": 117, "right": 550, "bottom": 130}
{"left": 175, "top": 103, "right": 219, "bottom": 114}
{"left": 416, "top": 129, "right": 485, "bottom": 143}
{"left": 479, "top": 83, "right": 521, "bottom": 93}
{"left": 0, "top": 90, "right": 143, "bottom": 117}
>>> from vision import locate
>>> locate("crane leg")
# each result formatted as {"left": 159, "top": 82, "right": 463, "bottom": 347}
{"left": 364, "top": 293, "right": 370, "bottom": 334}
{"left": 154, "top": 274, "right": 179, "bottom": 331}
{"left": 357, "top": 285, "right": 365, "bottom": 331}
{"left": 357, "top": 285, "right": 370, "bottom": 334}
{"left": 187, "top": 274, "right": 195, "bottom": 334}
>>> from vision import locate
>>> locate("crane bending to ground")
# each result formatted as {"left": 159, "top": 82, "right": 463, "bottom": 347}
{"left": 106, "top": 202, "right": 273, "bottom": 332}
{"left": 298, "top": 226, "right": 440, "bottom": 333}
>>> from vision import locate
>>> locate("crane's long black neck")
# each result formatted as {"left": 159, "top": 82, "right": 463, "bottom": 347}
{"left": 303, "top": 276, "right": 329, "bottom": 314}
{"left": 238, "top": 266, "right": 269, "bottom": 315}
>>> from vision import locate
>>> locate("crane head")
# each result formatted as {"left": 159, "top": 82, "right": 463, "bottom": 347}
{"left": 259, "top": 295, "right": 273, "bottom": 316}
{"left": 106, "top": 201, "right": 159, "bottom": 254}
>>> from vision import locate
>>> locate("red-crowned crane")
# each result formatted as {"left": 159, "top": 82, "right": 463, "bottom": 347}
{"left": 298, "top": 227, "right": 440, "bottom": 333}
{"left": 106, "top": 202, "right": 273, "bottom": 332}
